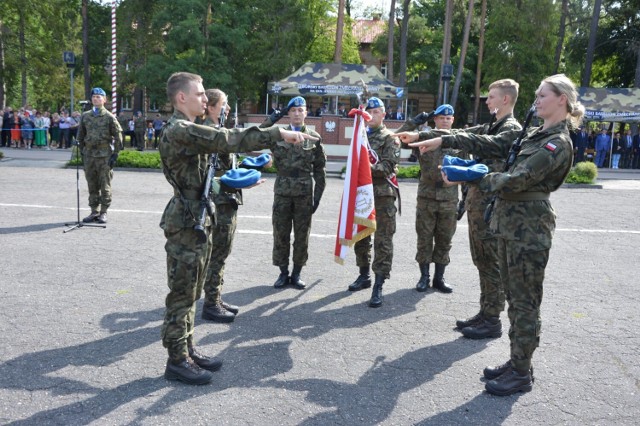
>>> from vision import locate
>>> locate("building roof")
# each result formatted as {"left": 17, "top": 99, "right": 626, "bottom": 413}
{"left": 352, "top": 18, "right": 387, "bottom": 44}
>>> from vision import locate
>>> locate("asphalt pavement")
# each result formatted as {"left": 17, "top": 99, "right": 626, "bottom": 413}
{"left": 1, "top": 147, "right": 639, "bottom": 425}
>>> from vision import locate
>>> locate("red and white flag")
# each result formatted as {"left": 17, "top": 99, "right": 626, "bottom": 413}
{"left": 334, "top": 107, "right": 377, "bottom": 264}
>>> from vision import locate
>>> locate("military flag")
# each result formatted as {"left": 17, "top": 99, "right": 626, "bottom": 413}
{"left": 334, "top": 107, "right": 377, "bottom": 264}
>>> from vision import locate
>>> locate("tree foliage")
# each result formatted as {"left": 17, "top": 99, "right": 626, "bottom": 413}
{"left": 0, "top": 0, "right": 638, "bottom": 122}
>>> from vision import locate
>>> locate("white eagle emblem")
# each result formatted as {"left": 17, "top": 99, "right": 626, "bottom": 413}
{"left": 325, "top": 121, "right": 336, "bottom": 132}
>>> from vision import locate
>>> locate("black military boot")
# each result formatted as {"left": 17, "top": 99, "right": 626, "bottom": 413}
{"left": 461, "top": 316, "right": 502, "bottom": 339}
{"left": 415, "top": 263, "right": 430, "bottom": 292}
{"left": 348, "top": 266, "right": 372, "bottom": 291}
{"left": 220, "top": 300, "right": 239, "bottom": 314}
{"left": 82, "top": 211, "right": 100, "bottom": 223}
{"left": 485, "top": 364, "right": 534, "bottom": 396}
{"left": 164, "top": 357, "right": 213, "bottom": 385}
{"left": 202, "top": 301, "right": 235, "bottom": 323}
{"left": 273, "top": 266, "right": 289, "bottom": 288}
{"left": 290, "top": 264, "right": 306, "bottom": 290}
{"left": 432, "top": 263, "right": 453, "bottom": 293}
{"left": 188, "top": 346, "right": 223, "bottom": 371}
{"left": 484, "top": 360, "right": 534, "bottom": 381}
{"left": 369, "top": 274, "right": 385, "bottom": 308}
{"left": 455, "top": 311, "right": 483, "bottom": 330}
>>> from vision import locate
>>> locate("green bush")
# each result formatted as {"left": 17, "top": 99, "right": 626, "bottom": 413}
{"left": 67, "top": 149, "right": 162, "bottom": 169}
{"left": 117, "top": 150, "right": 162, "bottom": 168}
{"left": 397, "top": 165, "right": 420, "bottom": 179}
{"left": 565, "top": 161, "right": 598, "bottom": 184}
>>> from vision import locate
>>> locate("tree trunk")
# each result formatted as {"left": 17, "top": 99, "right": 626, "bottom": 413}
{"left": 387, "top": 0, "right": 396, "bottom": 81}
{"left": 450, "top": 0, "right": 474, "bottom": 109}
{"left": 19, "top": 9, "right": 27, "bottom": 107}
{"left": 438, "top": 0, "right": 453, "bottom": 105}
{"left": 398, "top": 0, "right": 410, "bottom": 89}
{"left": 0, "top": 20, "right": 6, "bottom": 108}
{"left": 553, "top": 0, "right": 569, "bottom": 75}
{"left": 333, "top": 0, "right": 345, "bottom": 63}
{"left": 82, "top": 0, "right": 90, "bottom": 100}
{"left": 473, "top": 0, "right": 487, "bottom": 125}
{"left": 582, "top": 0, "right": 602, "bottom": 87}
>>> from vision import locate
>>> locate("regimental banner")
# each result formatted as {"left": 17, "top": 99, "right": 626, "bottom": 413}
{"left": 334, "top": 107, "right": 376, "bottom": 264}
{"left": 578, "top": 87, "right": 640, "bottom": 123}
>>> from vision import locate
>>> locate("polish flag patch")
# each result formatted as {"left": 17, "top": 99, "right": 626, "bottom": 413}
{"left": 544, "top": 142, "right": 557, "bottom": 152}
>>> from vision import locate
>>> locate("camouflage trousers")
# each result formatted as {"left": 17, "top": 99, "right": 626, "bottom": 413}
{"left": 467, "top": 208, "right": 504, "bottom": 317}
{"left": 415, "top": 196, "right": 457, "bottom": 265}
{"left": 203, "top": 203, "right": 238, "bottom": 305}
{"left": 497, "top": 237, "right": 548, "bottom": 372}
{"left": 83, "top": 155, "right": 113, "bottom": 212}
{"left": 354, "top": 195, "right": 396, "bottom": 279}
{"left": 272, "top": 194, "right": 313, "bottom": 267}
{"left": 161, "top": 225, "right": 212, "bottom": 362}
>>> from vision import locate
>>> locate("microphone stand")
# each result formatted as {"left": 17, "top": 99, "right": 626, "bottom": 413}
{"left": 64, "top": 142, "right": 106, "bottom": 232}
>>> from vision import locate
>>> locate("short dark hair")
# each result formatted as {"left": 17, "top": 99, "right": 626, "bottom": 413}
{"left": 166, "top": 72, "right": 202, "bottom": 106}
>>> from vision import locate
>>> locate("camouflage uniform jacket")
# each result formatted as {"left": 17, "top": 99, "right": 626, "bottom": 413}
{"left": 202, "top": 117, "right": 242, "bottom": 207}
{"left": 259, "top": 118, "right": 327, "bottom": 202}
{"left": 159, "top": 111, "right": 281, "bottom": 233}
{"left": 459, "top": 114, "right": 522, "bottom": 211}
{"left": 367, "top": 124, "right": 400, "bottom": 198}
{"left": 77, "top": 107, "right": 123, "bottom": 157}
{"left": 415, "top": 128, "right": 461, "bottom": 201}
{"left": 443, "top": 120, "right": 573, "bottom": 248}
{"left": 134, "top": 115, "right": 146, "bottom": 131}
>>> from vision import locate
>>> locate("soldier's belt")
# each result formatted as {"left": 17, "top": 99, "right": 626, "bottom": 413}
{"left": 277, "top": 171, "right": 311, "bottom": 178}
{"left": 499, "top": 192, "right": 550, "bottom": 201}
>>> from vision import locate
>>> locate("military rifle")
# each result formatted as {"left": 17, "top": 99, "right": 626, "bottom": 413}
{"left": 456, "top": 109, "right": 498, "bottom": 221}
{"left": 193, "top": 103, "right": 227, "bottom": 242}
{"left": 483, "top": 103, "right": 537, "bottom": 224}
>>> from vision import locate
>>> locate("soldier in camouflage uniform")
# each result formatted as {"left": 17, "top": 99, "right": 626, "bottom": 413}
{"left": 260, "top": 96, "right": 326, "bottom": 290}
{"left": 348, "top": 97, "right": 400, "bottom": 308}
{"left": 450, "top": 80, "right": 522, "bottom": 339}
{"left": 411, "top": 104, "right": 460, "bottom": 294}
{"left": 159, "top": 72, "right": 316, "bottom": 385}
{"left": 77, "top": 87, "right": 123, "bottom": 224}
{"left": 200, "top": 89, "right": 242, "bottom": 323}
{"left": 134, "top": 111, "right": 146, "bottom": 150}
{"left": 407, "top": 74, "right": 583, "bottom": 396}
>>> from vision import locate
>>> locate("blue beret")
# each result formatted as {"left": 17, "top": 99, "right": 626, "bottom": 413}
{"left": 365, "top": 97, "right": 384, "bottom": 110}
{"left": 287, "top": 97, "right": 306, "bottom": 109}
{"left": 220, "top": 168, "right": 261, "bottom": 189}
{"left": 240, "top": 153, "right": 271, "bottom": 170}
{"left": 434, "top": 104, "right": 454, "bottom": 116}
{"left": 443, "top": 155, "right": 476, "bottom": 168}
{"left": 91, "top": 87, "right": 106, "bottom": 97}
{"left": 442, "top": 163, "right": 489, "bottom": 182}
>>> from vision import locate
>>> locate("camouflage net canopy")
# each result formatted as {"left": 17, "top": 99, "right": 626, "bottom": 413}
{"left": 268, "top": 62, "right": 406, "bottom": 100}
{"left": 578, "top": 87, "right": 640, "bottom": 123}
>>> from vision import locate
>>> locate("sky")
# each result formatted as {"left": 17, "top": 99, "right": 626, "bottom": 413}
{"left": 352, "top": 0, "right": 393, "bottom": 18}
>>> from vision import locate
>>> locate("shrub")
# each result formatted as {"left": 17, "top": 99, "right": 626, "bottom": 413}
{"left": 565, "top": 161, "right": 598, "bottom": 184}
{"left": 397, "top": 165, "right": 420, "bottom": 179}
{"left": 67, "top": 149, "right": 162, "bottom": 169}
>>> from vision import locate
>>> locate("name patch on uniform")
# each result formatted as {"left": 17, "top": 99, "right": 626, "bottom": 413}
{"left": 544, "top": 142, "right": 557, "bottom": 152}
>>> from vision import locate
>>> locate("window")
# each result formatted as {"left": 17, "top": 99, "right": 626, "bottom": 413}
{"left": 149, "top": 98, "right": 159, "bottom": 112}
{"left": 407, "top": 99, "right": 419, "bottom": 118}
{"left": 121, "top": 95, "right": 133, "bottom": 111}
{"left": 380, "top": 62, "right": 388, "bottom": 78}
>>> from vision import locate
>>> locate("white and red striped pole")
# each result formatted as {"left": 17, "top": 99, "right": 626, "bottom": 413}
{"left": 111, "top": 0, "right": 117, "bottom": 114}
